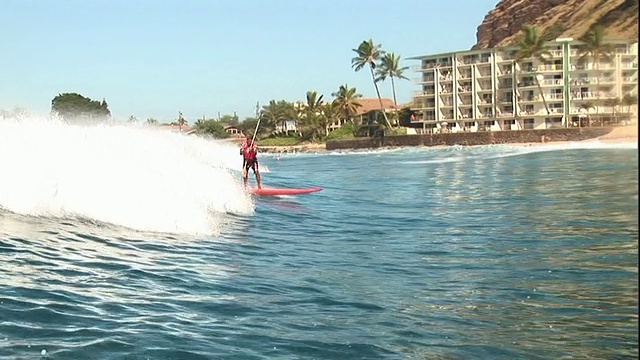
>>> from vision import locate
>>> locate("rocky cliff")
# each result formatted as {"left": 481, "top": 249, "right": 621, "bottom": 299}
{"left": 473, "top": 0, "right": 639, "bottom": 49}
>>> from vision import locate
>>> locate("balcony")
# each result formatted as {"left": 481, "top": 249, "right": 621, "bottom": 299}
{"left": 519, "top": 95, "right": 539, "bottom": 102}
{"left": 517, "top": 81, "right": 537, "bottom": 88}
{"left": 539, "top": 64, "right": 564, "bottom": 71}
{"left": 539, "top": 79, "right": 564, "bottom": 86}
{"left": 546, "top": 93, "right": 564, "bottom": 100}
{"left": 570, "top": 91, "right": 616, "bottom": 100}
{"left": 457, "top": 85, "right": 473, "bottom": 93}
{"left": 457, "top": 98, "right": 473, "bottom": 107}
{"left": 413, "top": 104, "right": 436, "bottom": 110}
{"left": 476, "top": 111, "right": 494, "bottom": 118}
{"left": 497, "top": 111, "right": 514, "bottom": 117}
{"left": 572, "top": 63, "right": 614, "bottom": 70}
{"left": 570, "top": 77, "right": 615, "bottom": 85}
{"left": 418, "top": 116, "right": 437, "bottom": 121}
{"left": 413, "top": 90, "right": 435, "bottom": 97}
{"left": 412, "top": 77, "right": 435, "bottom": 84}
{"left": 414, "top": 63, "right": 438, "bottom": 71}
{"left": 521, "top": 108, "right": 563, "bottom": 116}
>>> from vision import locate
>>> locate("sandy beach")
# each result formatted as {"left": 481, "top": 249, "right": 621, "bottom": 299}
{"left": 586, "top": 124, "right": 638, "bottom": 143}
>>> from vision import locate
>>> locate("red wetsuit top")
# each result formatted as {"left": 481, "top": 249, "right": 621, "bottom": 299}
{"left": 241, "top": 141, "right": 257, "bottom": 160}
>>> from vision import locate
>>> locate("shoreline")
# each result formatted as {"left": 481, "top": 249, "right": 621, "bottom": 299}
{"left": 258, "top": 125, "right": 637, "bottom": 153}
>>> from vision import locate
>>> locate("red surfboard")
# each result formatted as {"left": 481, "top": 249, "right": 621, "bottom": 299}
{"left": 249, "top": 187, "right": 323, "bottom": 196}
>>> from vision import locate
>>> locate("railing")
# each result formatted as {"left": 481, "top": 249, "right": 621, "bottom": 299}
{"left": 570, "top": 91, "right": 616, "bottom": 99}
{"left": 413, "top": 78, "right": 435, "bottom": 84}
{"left": 413, "top": 105, "right": 436, "bottom": 110}
{"left": 412, "top": 91, "right": 435, "bottom": 96}
{"left": 537, "top": 64, "right": 563, "bottom": 71}
{"left": 570, "top": 77, "right": 615, "bottom": 85}
{"left": 546, "top": 93, "right": 564, "bottom": 100}
{"left": 572, "top": 63, "right": 614, "bottom": 70}
{"left": 539, "top": 79, "right": 564, "bottom": 86}
{"left": 412, "top": 62, "right": 455, "bottom": 70}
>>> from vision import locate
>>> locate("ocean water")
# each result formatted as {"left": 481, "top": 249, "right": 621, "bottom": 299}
{"left": 0, "top": 117, "right": 638, "bottom": 359}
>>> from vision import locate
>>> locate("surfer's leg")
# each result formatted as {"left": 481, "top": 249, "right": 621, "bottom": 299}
{"left": 254, "top": 161, "right": 262, "bottom": 189}
{"left": 242, "top": 162, "right": 249, "bottom": 186}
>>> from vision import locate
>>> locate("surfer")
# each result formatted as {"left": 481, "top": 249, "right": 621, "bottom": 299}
{"left": 240, "top": 134, "right": 263, "bottom": 189}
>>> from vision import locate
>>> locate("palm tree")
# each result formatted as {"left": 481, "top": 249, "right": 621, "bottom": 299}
{"left": 621, "top": 93, "right": 638, "bottom": 122}
{"left": 298, "top": 91, "right": 326, "bottom": 140}
{"left": 331, "top": 84, "right": 362, "bottom": 126}
{"left": 375, "top": 52, "right": 409, "bottom": 127}
{"left": 322, "top": 102, "right": 341, "bottom": 136}
{"left": 578, "top": 25, "right": 614, "bottom": 70}
{"left": 146, "top": 118, "right": 158, "bottom": 125}
{"left": 604, "top": 97, "right": 621, "bottom": 125}
{"left": 514, "top": 26, "right": 553, "bottom": 120}
{"left": 351, "top": 39, "right": 392, "bottom": 130}
{"left": 260, "top": 100, "right": 296, "bottom": 135}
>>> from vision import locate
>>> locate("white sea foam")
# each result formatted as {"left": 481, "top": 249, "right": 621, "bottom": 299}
{"left": 0, "top": 114, "right": 254, "bottom": 235}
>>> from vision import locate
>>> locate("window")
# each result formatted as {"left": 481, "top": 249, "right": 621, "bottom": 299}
{"left": 524, "top": 119, "right": 534, "bottom": 129}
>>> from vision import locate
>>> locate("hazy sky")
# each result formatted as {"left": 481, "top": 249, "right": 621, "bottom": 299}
{"left": 0, "top": 0, "right": 499, "bottom": 122}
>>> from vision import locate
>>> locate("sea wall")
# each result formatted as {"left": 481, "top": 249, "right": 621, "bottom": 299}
{"left": 325, "top": 127, "right": 615, "bottom": 151}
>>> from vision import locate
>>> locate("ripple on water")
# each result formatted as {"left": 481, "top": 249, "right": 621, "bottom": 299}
{"left": 1, "top": 146, "right": 638, "bottom": 359}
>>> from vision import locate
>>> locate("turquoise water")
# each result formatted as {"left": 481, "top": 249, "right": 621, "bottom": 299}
{"left": 0, "top": 122, "right": 638, "bottom": 359}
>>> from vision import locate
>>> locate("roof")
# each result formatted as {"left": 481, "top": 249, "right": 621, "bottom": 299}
{"left": 354, "top": 98, "right": 397, "bottom": 116}
{"left": 407, "top": 39, "right": 638, "bottom": 60}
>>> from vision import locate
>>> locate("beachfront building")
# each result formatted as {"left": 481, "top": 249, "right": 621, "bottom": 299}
{"left": 328, "top": 98, "right": 397, "bottom": 131}
{"left": 409, "top": 39, "right": 638, "bottom": 133}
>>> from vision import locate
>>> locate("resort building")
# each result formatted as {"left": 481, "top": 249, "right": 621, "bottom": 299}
{"left": 328, "top": 98, "right": 397, "bottom": 131}
{"left": 409, "top": 39, "right": 638, "bottom": 133}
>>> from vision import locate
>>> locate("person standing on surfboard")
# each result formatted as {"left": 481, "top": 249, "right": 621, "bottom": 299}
{"left": 240, "top": 133, "right": 262, "bottom": 189}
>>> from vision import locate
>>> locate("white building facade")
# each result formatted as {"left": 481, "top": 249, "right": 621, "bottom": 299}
{"left": 409, "top": 39, "right": 638, "bottom": 133}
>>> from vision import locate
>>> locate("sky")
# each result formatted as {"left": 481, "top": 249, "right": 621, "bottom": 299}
{"left": 0, "top": 0, "right": 499, "bottom": 122}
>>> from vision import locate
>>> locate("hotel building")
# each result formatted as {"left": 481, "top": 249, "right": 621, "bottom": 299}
{"left": 409, "top": 39, "right": 638, "bottom": 133}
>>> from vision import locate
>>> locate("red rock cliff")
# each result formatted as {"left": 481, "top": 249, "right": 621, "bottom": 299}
{"left": 473, "top": 0, "right": 639, "bottom": 49}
